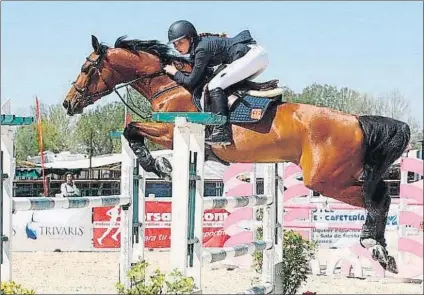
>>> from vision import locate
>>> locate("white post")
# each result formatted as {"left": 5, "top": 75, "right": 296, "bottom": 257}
{"left": 262, "top": 164, "right": 276, "bottom": 292}
{"left": 187, "top": 121, "right": 205, "bottom": 293}
{"left": 170, "top": 118, "right": 191, "bottom": 276}
{"left": 275, "top": 163, "right": 284, "bottom": 262}
{"left": 1, "top": 131, "right": 14, "bottom": 283}
{"left": 274, "top": 163, "right": 284, "bottom": 294}
{"left": 120, "top": 136, "right": 134, "bottom": 289}
{"left": 251, "top": 164, "right": 258, "bottom": 243}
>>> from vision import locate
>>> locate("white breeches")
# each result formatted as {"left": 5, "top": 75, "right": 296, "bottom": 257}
{"left": 207, "top": 44, "right": 269, "bottom": 90}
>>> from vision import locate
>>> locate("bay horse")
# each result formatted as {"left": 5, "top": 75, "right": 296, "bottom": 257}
{"left": 63, "top": 35, "right": 410, "bottom": 273}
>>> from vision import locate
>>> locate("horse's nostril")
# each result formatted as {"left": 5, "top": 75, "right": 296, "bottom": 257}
{"left": 63, "top": 100, "right": 69, "bottom": 109}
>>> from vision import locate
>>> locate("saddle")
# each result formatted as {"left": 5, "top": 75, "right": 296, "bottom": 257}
{"left": 191, "top": 65, "right": 285, "bottom": 124}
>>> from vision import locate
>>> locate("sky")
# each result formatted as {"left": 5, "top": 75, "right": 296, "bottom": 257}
{"left": 1, "top": 1, "right": 423, "bottom": 126}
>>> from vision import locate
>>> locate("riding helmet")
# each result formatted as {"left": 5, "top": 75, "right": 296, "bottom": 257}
{"left": 168, "top": 20, "right": 198, "bottom": 43}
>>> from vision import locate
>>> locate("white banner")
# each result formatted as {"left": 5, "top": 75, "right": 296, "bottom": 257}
{"left": 12, "top": 208, "right": 93, "bottom": 251}
{"left": 311, "top": 206, "right": 399, "bottom": 248}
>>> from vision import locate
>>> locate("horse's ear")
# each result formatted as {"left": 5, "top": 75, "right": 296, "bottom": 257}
{"left": 91, "top": 35, "right": 100, "bottom": 53}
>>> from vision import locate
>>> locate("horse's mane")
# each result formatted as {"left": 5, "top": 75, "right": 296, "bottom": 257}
{"left": 113, "top": 35, "right": 191, "bottom": 64}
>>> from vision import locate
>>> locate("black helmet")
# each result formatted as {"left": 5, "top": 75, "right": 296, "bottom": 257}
{"left": 168, "top": 20, "right": 198, "bottom": 43}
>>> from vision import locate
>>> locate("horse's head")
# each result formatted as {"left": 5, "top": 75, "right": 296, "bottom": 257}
{"left": 63, "top": 35, "right": 194, "bottom": 116}
{"left": 63, "top": 35, "right": 118, "bottom": 115}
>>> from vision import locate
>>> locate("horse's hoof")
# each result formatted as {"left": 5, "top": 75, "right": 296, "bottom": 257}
{"left": 163, "top": 174, "right": 172, "bottom": 182}
{"left": 368, "top": 244, "right": 399, "bottom": 273}
{"left": 154, "top": 170, "right": 172, "bottom": 181}
{"left": 155, "top": 157, "right": 172, "bottom": 174}
{"left": 386, "top": 255, "right": 399, "bottom": 274}
{"left": 370, "top": 244, "right": 388, "bottom": 263}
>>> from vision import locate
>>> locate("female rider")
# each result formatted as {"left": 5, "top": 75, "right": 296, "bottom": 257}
{"left": 164, "top": 20, "right": 269, "bottom": 146}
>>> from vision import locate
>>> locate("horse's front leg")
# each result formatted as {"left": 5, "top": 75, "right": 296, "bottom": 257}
{"left": 123, "top": 122, "right": 174, "bottom": 180}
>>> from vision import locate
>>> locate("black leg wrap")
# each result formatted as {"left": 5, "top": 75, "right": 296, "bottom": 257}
{"left": 130, "top": 142, "right": 156, "bottom": 173}
{"left": 129, "top": 141, "right": 173, "bottom": 181}
{"left": 360, "top": 192, "right": 390, "bottom": 248}
{"left": 123, "top": 124, "right": 172, "bottom": 180}
{"left": 360, "top": 180, "right": 390, "bottom": 245}
{"left": 359, "top": 180, "right": 398, "bottom": 273}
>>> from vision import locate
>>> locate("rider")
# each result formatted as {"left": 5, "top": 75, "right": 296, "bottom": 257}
{"left": 164, "top": 20, "right": 269, "bottom": 146}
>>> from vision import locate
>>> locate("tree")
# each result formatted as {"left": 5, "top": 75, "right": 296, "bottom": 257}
{"left": 74, "top": 102, "right": 125, "bottom": 155}
{"left": 294, "top": 83, "right": 364, "bottom": 114}
{"left": 45, "top": 103, "right": 74, "bottom": 152}
{"left": 280, "top": 86, "right": 297, "bottom": 102}
{"left": 367, "top": 90, "right": 410, "bottom": 120}
{"left": 407, "top": 118, "right": 423, "bottom": 149}
{"left": 14, "top": 101, "right": 74, "bottom": 161}
{"left": 362, "top": 90, "right": 422, "bottom": 148}
{"left": 288, "top": 84, "right": 422, "bottom": 148}
{"left": 14, "top": 124, "right": 39, "bottom": 161}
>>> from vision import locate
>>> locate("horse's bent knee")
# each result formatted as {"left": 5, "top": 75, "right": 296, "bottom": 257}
{"left": 123, "top": 123, "right": 143, "bottom": 141}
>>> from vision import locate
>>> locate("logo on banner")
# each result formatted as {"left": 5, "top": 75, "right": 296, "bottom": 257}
{"left": 93, "top": 205, "right": 122, "bottom": 248}
{"left": 387, "top": 215, "right": 398, "bottom": 226}
{"left": 146, "top": 212, "right": 172, "bottom": 222}
{"left": 26, "top": 214, "right": 39, "bottom": 240}
{"left": 25, "top": 213, "right": 84, "bottom": 240}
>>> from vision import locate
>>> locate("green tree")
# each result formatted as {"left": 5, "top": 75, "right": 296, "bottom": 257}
{"left": 294, "top": 83, "right": 366, "bottom": 114}
{"left": 14, "top": 124, "right": 38, "bottom": 161}
{"left": 14, "top": 102, "right": 73, "bottom": 161}
{"left": 280, "top": 86, "right": 297, "bottom": 102}
{"left": 74, "top": 101, "right": 125, "bottom": 155}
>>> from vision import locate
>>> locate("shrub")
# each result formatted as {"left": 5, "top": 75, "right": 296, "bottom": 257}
{"left": 116, "top": 260, "right": 194, "bottom": 294}
{"left": 1, "top": 281, "right": 36, "bottom": 294}
{"left": 281, "top": 230, "right": 317, "bottom": 295}
{"left": 253, "top": 211, "right": 317, "bottom": 295}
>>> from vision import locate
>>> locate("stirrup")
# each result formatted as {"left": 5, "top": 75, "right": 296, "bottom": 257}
{"left": 205, "top": 134, "right": 232, "bottom": 146}
{"left": 205, "top": 140, "right": 232, "bottom": 146}
{"left": 205, "top": 128, "right": 231, "bottom": 145}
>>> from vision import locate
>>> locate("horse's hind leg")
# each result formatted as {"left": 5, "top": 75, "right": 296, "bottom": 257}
{"left": 123, "top": 122, "right": 173, "bottom": 180}
{"left": 360, "top": 177, "right": 398, "bottom": 272}
{"left": 328, "top": 180, "right": 397, "bottom": 273}
{"left": 360, "top": 166, "right": 398, "bottom": 273}
{"left": 356, "top": 115, "right": 410, "bottom": 274}
{"left": 299, "top": 140, "right": 397, "bottom": 273}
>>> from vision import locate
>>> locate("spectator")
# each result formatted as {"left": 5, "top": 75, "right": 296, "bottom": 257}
{"left": 60, "top": 172, "right": 80, "bottom": 197}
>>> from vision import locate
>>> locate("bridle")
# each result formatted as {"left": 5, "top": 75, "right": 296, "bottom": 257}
{"left": 71, "top": 49, "right": 182, "bottom": 119}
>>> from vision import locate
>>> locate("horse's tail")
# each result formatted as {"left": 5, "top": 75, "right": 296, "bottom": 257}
{"left": 358, "top": 115, "right": 410, "bottom": 201}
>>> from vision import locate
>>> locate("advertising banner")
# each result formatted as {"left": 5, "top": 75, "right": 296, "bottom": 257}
{"left": 310, "top": 207, "right": 399, "bottom": 247}
{"left": 12, "top": 208, "right": 93, "bottom": 251}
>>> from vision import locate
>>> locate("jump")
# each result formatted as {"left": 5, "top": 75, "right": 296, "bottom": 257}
{"left": 62, "top": 21, "right": 411, "bottom": 273}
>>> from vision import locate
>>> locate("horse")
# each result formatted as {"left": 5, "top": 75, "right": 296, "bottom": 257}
{"left": 63, "top": 35, "right": 410, "bottom": 273}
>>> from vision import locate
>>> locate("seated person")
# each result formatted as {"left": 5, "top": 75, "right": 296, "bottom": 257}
{"left": 60, "top": 172, "right": 81, "bottom": 197}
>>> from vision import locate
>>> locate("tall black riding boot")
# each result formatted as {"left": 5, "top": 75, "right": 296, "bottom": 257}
{"left": 205, "top": 88, "right": 232, "bottom": 146}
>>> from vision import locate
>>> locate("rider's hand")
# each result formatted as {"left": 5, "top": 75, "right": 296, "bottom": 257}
{"left": 164, "top": 64, "right": 177, "bottom": 75}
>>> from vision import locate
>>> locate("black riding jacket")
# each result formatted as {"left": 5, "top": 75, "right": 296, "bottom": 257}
{"left": 173, "top": 30, "right": 256, "bottom": 90}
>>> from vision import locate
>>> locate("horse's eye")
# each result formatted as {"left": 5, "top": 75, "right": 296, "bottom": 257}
{"left": 81, "top": 64, "right": 90, "bottom": 73}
